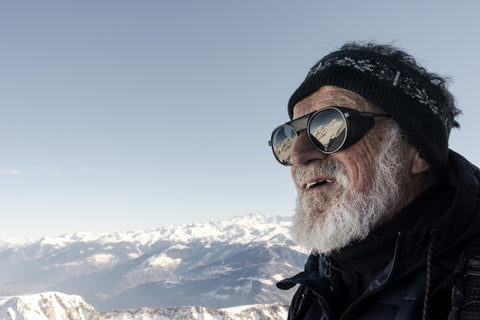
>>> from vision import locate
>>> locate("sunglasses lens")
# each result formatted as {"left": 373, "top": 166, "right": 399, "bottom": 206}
{"left": 271, "top": 125, "right": 297, "bottom": 165}
{"left": 309, "top": 108, "right": 347, "bottom": 153}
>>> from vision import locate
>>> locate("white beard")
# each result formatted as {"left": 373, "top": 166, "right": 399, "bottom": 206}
{"left": 291, "top": 125, "right": 412, "bottom": 254}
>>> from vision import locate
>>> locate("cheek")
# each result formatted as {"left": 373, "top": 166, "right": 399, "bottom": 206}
{"left": 338, "top": 148, "right": 378, "bottom": 191}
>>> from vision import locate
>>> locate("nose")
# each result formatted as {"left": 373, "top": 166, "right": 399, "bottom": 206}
{"left": 290, "top": 131, "right": 329, "bottom": 166}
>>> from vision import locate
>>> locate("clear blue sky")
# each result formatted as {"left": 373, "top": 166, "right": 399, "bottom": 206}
{"left": 1, "top": 1, "right": 479, "bottom": 238}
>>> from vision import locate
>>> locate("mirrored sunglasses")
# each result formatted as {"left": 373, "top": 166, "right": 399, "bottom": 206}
{"left": 268, "top": 106, "right": 389, "bottom": 166}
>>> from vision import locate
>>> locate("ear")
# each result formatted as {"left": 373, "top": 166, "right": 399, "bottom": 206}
{"left": 411, "top": 151, "right": 431, "bottom": 174}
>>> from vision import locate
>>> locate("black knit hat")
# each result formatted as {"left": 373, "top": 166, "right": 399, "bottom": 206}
{"left": 288, "top": 47, "right": 457, "bottom": 173}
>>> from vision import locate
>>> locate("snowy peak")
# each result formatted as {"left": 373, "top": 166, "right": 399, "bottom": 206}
{"left": 0, "top": 292, "right": 101, "bottom": 320}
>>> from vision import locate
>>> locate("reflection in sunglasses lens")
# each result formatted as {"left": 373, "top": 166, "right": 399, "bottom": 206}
{"left": 309, "top": 109, "right": 347, "bottom": 153}
{"left": 273, "top": 126, "right": 297, "bottom": 165}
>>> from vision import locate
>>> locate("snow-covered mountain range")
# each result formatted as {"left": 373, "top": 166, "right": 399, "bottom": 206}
{"left": 0, "top": 212, "right": 307, "bottom": 312}
{"left": 0, "top": 291, "right": 289, "bottom": 320}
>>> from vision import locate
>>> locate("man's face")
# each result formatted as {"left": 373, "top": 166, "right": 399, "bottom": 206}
{"left": 290, "top": 86, "right": 389, "bottom": 206}
{"left": 290, "top": 85, "right": 418, "bottom": 253}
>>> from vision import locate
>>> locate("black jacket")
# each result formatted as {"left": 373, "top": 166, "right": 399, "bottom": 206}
{"left": 277, "top": 151, "right": 480, "bottom": 319}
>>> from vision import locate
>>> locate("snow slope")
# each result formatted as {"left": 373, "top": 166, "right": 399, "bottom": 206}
{"left": 102, "top": 303, "right": 289, "bottom": 320}
{"left": 0, "top": 292, "right": 289, "bottom": 320}
{"left": 0, "top": 292, "right": 101, "bottom": 320}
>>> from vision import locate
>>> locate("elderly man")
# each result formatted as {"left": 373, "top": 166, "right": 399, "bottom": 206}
{"left": 272, "top": 43, "right": 480, "bottom": 319}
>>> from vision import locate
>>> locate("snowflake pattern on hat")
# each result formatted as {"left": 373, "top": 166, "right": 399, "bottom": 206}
{"left": 307, "top": 56, "right": 453, "bottom": 132}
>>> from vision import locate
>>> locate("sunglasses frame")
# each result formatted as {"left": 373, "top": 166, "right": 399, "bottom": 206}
{"left": 269, "top": 106, "right": 389, "bottom": 166}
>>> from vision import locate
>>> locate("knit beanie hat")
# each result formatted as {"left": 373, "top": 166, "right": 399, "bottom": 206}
{"left": 288, "top": 46, "right": 458, "bottom": 173}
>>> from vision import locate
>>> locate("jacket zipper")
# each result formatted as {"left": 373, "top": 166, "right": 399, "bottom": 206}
{"left": 325, "top": 256, "right": 334, "bottom": 292}
{"left": 339, "top": 232, "right": 404, "bottom": 320}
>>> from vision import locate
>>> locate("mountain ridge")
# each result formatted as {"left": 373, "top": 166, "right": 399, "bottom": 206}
{"left": 1, "top": 212, "right": 293, "bottom": 248}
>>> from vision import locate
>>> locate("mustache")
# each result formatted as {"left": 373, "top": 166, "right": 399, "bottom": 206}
{"left": 294, "top": 159, "right": 348, "bottom": 188}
